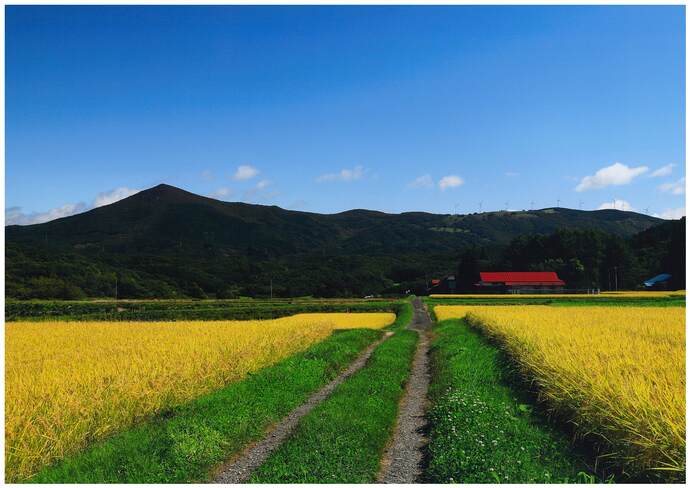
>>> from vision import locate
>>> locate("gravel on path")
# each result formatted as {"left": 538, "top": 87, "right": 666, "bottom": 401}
{"left": 377, "top": 297, "right": 431, "bottom": 484}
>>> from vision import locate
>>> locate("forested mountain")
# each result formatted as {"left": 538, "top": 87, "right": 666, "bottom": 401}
{"left": 6, "top": 184, "right": 676, "bottom": 298}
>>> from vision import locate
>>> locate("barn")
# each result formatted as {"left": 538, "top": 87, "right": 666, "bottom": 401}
{"left": 475, "top": 271, "right": 565, "bottom": 293}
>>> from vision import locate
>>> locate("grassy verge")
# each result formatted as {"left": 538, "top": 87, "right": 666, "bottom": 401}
{"left": 27, "top": 328, "right": 381, "bottom": 483}
{"left": 249, "top": 330, "right": 418, "bottom": 482}
{"left": 7, "top": 298, "right": 406, "bottom": 321}
{"left": 425, "top": 319, "right": 596, "bottom": 483}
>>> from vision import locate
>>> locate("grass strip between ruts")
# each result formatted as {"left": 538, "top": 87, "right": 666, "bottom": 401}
{"left": 425, "top": 318, "right": 597, "bottom": 483}
{"left": 27, "top": 327, "right": 382, "bottom": 483}
{"left": 249, "top": 328, "right": 418, "bottom": 483}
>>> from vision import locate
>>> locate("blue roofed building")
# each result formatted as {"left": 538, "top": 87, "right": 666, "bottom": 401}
{"left": 643, "top": 273, "right": 673, "bottom": 290}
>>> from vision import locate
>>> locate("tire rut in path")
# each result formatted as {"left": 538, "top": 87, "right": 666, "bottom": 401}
{"left": 212, "top": 330, "right": 394, "bottom": 484}
{"left": 377, "top": 297, "right": 431, "bottom": 484}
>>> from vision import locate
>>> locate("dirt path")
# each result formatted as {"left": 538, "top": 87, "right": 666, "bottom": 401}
{"left": 377, "top": 297, "right": 431, "bottom": 483}
{"left": 213, "top": 330, "right": 394, "bottom": 484}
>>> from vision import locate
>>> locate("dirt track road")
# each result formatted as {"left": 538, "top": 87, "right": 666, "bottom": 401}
{"left": 377, "top": 297, "right": 431, "bottom": 483}
{"left": 213, "top": 331, "right": 394, "bottom": 484}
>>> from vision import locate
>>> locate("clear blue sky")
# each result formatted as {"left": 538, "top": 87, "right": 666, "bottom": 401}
{"left": 6, "top": 5, "right": 686, "bottom": 224}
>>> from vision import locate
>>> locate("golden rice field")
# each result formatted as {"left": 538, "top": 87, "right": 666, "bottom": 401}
{"left": 5, "top": 312, "right": 394, "bottom": 482}
{"left": 429, "top": 290, "right": 685, "bottom": 298}
{"left": 435, "top": 305, "right": 685, "bottom": 480}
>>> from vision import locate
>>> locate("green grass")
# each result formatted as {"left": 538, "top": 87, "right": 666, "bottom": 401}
{"left": 6, "top": 298, "right": 405, "bottom": 322}
{"left": 27, "top": 328, "right": 382, "bottom": 483}
{"left": 249, "top": 330, "right": 418, "bottom": 482}
{"left": 425, "top": 319, "right": 597, "bottom": 483}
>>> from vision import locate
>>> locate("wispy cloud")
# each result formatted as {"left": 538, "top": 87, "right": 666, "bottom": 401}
{"left": 597, "top": 199, "right": 634, "bottom": 211}
{"left": 6, "top": 186, "right": 141, "bottom": 226}
{"left": 242, "top": 187, "right": 280, "bottom": 203}
{"left": 575, "top": 162, "right": 648, "bottom": 192}
{"left": 256, "top": 179, "right": 272, "bottom": 189}
{"left": 505, "top": 171, "right": 519, "bottom": 177}
{"left": 233, "top": 165, "right": 259, "bottom": 181}
{"left": 438, "top": 175, "right": 464, "bottom": 191}
{"left": 653, "top": 207, "right": 686, "bottom": 220}
{"left": 6, "top": 203, "right": 88, "bottom": 226}
{"left": 94, "top": 187, "right": 140, "bottom": 208}
{"left": 659, "top": 177, "right": 685, "bottom": 195}
{"left": 316, "top": 165, "right": 366, "bottom": 183}
{"left": 649, "top": 164, "right": 674, "bottom": 178}
{"left": 210, "top": 187, "right": 232, "bottom": 200}
{"left": 407, "top": 174, "right": 434, "bottom": 189}
{"left": 200, "top": 169, "right": 213, "bottom": 181}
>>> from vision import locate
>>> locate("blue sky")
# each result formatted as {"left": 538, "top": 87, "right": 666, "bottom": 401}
{"left": 5, "top": 5, "right": 686, "bottom": 224}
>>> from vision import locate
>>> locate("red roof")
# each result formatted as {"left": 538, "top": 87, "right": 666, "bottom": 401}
{"left": 479, "top": 272, "right": 565, "bottom": 285}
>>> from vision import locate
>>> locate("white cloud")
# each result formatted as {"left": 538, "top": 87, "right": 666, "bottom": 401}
{"left": 408, "top": 174, "right": 434, "bottom": 189}
{"left": 210, "top": 187, "right": 232, "bottom": 199}
{"left": 649, "top": 164, "right": 674, "bottom": 178}
{"left": 201, "top": 169, "right": 213, "bottom": 181}
{"left": 575, "top": 162, "right": 648, "bottom": 192}
{"left": 316, "top": 165, "right": 366, "bottom": 183}
{"left": 505, "top": 171, "right": 519, "bottom": 177}
{"left": 287, "top": 199, "right": 308, "bottom": 210}
{"left": 94, "top": 187, "right": 140, "bottom": 208}
{"left": 659, "top": 177, "right": 685, "bottom": 195}
{"left": 597, "top": 199, "right": 634, "bottom": 211}
{"left": 654, "top": 207, "right": 686, "bottom": 220}
{"left": 242, "top": 188, "right": 280, "bottom": 203}
{"left": 7, "top": 186, "right": 143, "bottom": 226}
{"left": 233, "top": 165, "right": 259, "bottom": 181}
{"left": 438, "top": 175, "right": 464, "bottom": 191}
{"left": 6, "top": 202, "right": 88, "bottom": 226}
{"left": 256, "top": 179, "right": 272, "bottom": 189}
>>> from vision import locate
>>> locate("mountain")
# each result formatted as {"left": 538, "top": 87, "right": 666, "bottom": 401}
{"left": 6, "top": 184, "right": 666, "bottom": 298}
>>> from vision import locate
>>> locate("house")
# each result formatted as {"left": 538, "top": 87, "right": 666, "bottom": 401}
{"left": 475, "top": 271, "right": 565, "bottom": 293}
{"left": 427, "top": 275, "right": 456, "bottom": 294}
{"left": 643, "top": 273, "right": 672, "bottom": 290}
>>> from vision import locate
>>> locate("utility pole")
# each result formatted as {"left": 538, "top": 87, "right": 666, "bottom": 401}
{"left": 478, "top": 201, "right": 483, "bottom": 213}
{"left": 530, "top": 200, "right": 535, "bottom": 210}
{"left": 504, "top": 201, "right": 509, "bottom": 211}
{"left": 614, "top": 266, "right": 618, "bottom": 291}
{"left": 608, "top": 269, "right": 611, "bottom": 291}
{"left": 556, "top": 198, "right": 561, "bottom": 208}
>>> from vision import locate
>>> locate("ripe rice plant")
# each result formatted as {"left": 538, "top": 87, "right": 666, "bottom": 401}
{"left": 434, "top": 305, "right": 685, "bottom": 481}
{"left": 5, "top": 312, "right": 394, "bottom": 482}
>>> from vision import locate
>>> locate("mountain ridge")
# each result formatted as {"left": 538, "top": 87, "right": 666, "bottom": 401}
{"left": 6, "top": 184, "right": 671, "bottom": 298}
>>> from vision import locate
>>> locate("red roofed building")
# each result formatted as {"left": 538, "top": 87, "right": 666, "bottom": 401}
{"left": 476, "top": 271, "right": 565, "bottom": 293}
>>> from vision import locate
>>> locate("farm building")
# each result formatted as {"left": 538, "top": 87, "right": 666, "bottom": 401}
{"left": 643, "top": 273, "right": 673, "bottom": 290}
{"left": 427, "top": 275, "right": 456, "bottom": 294}
{"left": 475, "top": 271, "right": 566, "bottom": 293}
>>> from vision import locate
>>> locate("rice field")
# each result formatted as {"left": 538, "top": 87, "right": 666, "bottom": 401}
{"left": 5, "top": 312, "right": 395, "bottom": 482}
{"left": 434, "top": 305, "right": 686, "bottom": 481}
